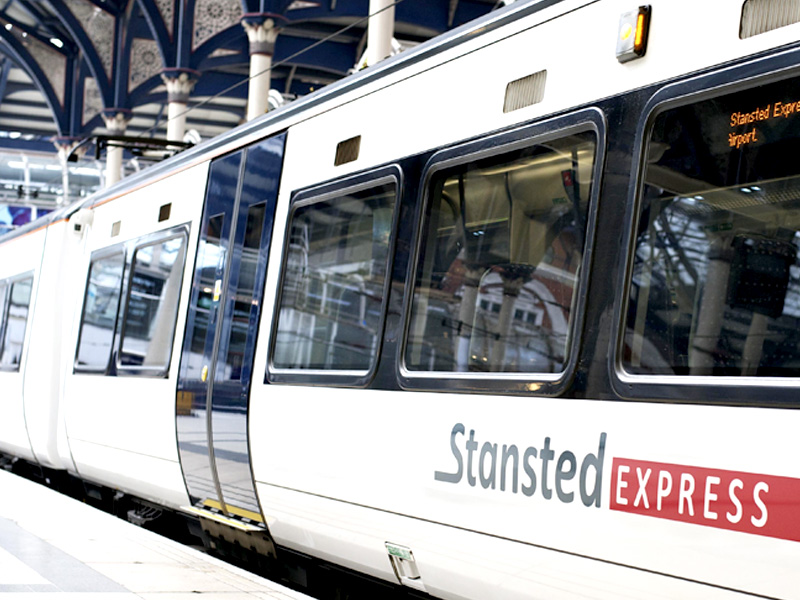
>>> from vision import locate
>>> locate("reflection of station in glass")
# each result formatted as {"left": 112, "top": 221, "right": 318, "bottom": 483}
{"left": 625, "top": 75, "right": 800, "bottom": 376}
{"left": 406, "top": 132, "right": 595, "bottom": 375}
{"left": 272, "top": 182, "right": 396, "bottom": 372}
{"left": 176, "top": 135, "right": 285, "bottom": 544}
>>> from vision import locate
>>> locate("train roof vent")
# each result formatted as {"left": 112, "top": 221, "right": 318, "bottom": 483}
{"left": 335, "top": 135, "right": 361, "bottom": 166}
{"left": 504, "top": 70, "right": 547, "bottom": 113}
{"left": 741, "top": 0, "right": 800, "bottom": 38}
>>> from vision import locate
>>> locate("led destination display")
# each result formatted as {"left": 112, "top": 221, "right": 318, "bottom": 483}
{"left": 728, "top": 97, "right": 800, "bottom": 148}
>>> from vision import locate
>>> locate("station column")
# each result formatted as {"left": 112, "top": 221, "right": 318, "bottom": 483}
{"left": 161, "top": 69, "right": 199, "bottom": 142}
{"left": 241, "top": 14, "right": 281, "bottom": 121}
{"left": 102, "top": 109, "right": 131, "bottom": 188}
{"left": 53, "top": 137, "right": 84, "bottom": 205}
{"left": 367, "top": 0, "right": 396, "bottom": 66}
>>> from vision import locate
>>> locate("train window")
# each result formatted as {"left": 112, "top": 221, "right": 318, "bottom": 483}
{"left": 221, "top": 202, "right": 265, "bottom": 381}
{"left": 624, "top": 76, "right": 800, "bottom": 377}
{"left": 404, "top": 131, "right": 596, "bottom": 376}
{"left": 271, "top": 180, "right": 397, "bottom": 374}
{"left": 0, "top": 276, "right": 32, "bottom": 370}
{"left": 119, "top": 233, "right": 187, "bottom": 374}
{"left": 75, "top": 250, "right": 125, "bottom": 372}
{"left": 181, "top": 213, "right": 224, "bottom": 381}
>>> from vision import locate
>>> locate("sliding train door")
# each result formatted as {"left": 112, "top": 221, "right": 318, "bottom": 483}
{"left": 176, "top": 133, "right": 285, "bottom": 524}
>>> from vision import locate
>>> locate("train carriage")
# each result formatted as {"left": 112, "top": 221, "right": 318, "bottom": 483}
{"left": 2, "top": 0, "right": 800, "bottom": 598}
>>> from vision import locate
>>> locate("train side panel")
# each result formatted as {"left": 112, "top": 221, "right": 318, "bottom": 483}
{"left": 249, "top": 1, "right": 800, "bottom": 598}
{"left": 62, "top": 162, "right": 208, "bottom": 507}
{"left": 0, "top": 227, "right": 46, "bottom": 463}
{"left": 2, "top": 0, "right": 800, "bottom": 598}
{"left": 22, "top": 217, "right": 91, "bottom": 471}
{"left": 252, "top": 393, "right": 800, "bottom": 599}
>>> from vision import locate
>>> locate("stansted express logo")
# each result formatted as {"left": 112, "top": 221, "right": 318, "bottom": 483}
{"left": 434, "top": 424, "right": 606, "bottom": 506}
{"left": 434, "top": 423, "right": 800, "bottom": 542}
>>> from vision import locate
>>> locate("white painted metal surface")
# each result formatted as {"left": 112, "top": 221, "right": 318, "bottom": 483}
{"left": 0, "top": 1, "right": 798, "bottom": 598}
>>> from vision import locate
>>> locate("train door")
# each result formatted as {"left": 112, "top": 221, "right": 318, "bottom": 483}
{"left": 176, "top": 133, "right": 285, "bottom": 525}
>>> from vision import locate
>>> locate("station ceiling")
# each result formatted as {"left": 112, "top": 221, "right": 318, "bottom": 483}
{"left": 0, "top": 0, "right": 500, "bottom": 154}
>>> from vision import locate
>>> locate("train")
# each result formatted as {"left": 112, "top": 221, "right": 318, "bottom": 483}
{"left": 1, "top": 0, "right": 800, "bottom": 598}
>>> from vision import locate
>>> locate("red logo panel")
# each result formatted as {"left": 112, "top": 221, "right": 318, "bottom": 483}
{"left": 611, "top": 458, "right": 800, "bottom": 542}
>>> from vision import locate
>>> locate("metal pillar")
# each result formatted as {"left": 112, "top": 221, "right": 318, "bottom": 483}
{"left": 53, "top": 137, "right": 84, "bottom": 205}
{"left": 366, "top": 0, "right": 395, "bottom": 67}
{"left": 242, "top": 15, "right": 280, "bottom": 121}
{"left": 161, "top": 69, "right": 199, "bottom": 142}
{"left": 101, "top": 109, "right": 131, "bottom": 188}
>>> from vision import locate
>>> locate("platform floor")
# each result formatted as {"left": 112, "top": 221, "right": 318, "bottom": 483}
{"left": 0, "top": 470, "right": 311, "bottom": 600}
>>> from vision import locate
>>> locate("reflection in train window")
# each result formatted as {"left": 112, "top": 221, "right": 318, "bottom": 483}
{"left": 0, "top": 282, "right": 6, "bottom": 353}
{"left": 272, "top": 182, "right": 396, "bottom": 372}
{"left": 75, "top": 251, "right": 125, "bottom": 372}
{"left": 0, "top": 276, "right": 32, "bottom": 370}
{"left": 625, "top": 76, "right": 800, "bottom": 376}
{"left": 182, "top": 213, "right": 224, "bottom": 382}
{"left": 405, "top": 132, "right": 596, "bottom": 374}
{"left": 222, "top": 202, "right": 265, "bottom": 381}
{"left": 119, "top": 234, "right": 187, "bottom": 372}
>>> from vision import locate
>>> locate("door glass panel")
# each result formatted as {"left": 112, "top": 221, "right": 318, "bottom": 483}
{"left": 75, "top": 252, "right": 125, "bottom": 371}
{"left": 183, "top": 214, "right": 224, "bottom": 382}
{"left": 0, "top": 277, "right": 32, "bottom": 369}
{"left": 219, "top": 202, "right": 265, "bottom": 381}
{"left": 177, "top": 133, "right": 285, "bottom": 519}
{"left": 212, "top": 137, "right": 284, "bottom": 517}
{"left": 120, "top": 235, "right": 187, "bottom": 371}
{"left": 177, "top": 149, "right": 240, "bottom": 510}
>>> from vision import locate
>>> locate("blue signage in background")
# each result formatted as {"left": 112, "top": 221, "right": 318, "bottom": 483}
{"left": 0, "top": 205, "right": 32, "bottom": 235}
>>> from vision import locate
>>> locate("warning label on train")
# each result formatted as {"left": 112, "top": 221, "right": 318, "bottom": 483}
{"left": 434, "top": 424, "right": 800, "bottom": 542}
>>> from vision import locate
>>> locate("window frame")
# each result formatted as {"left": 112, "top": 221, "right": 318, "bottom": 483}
{"left": 116, "top": 226, "right": 190, "bottom": 377}
{"left": 611, "top": 54, "right": 800, "bottom": 407}
{"left": 73, "top": 224, "right": 190, "bottom": 378}
{"left": 398, "top": 108, "right": 605, "bottom": 396}
{"left": 0, "top": 271, "right": 34, "bottom": 373}
{"left": 267, "top": 165, "right": 402, "bottom": 388}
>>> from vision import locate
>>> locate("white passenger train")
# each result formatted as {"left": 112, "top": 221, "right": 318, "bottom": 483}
{"left": 2, "top": 0, "right": 800, "bottom": 597}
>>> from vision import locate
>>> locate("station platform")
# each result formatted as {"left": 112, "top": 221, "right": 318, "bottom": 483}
{"left": 0, "top": 469, "right": 311, "bottom": 600}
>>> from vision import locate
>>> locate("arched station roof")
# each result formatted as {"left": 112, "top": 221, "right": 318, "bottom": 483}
{"left": 0, "top": 0, "right": 500, "bottom": 153}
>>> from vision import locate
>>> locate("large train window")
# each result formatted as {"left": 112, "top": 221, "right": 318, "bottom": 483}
{"left": 0, "top": 275, "right": 33, "bottom": 371}
{"left": 269, "top": 170, "right": 399, "bottom": 384}
{"left": 403, "top": 122, "right": 598, "bottom": 390}
{"left": 118, "top": 232, "right": 187, "bottom": 374}
{"left": 623, "top": 76, "right": 800, "bottom": 377}
{"left": 75, "top": 248, "right": 125, "bottom": 372}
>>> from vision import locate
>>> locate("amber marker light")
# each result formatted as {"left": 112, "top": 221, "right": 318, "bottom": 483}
{"left": 634, "top": 9, "right": 649, "bottom": 53}
{"left": 617, "top": 6, "right": 651, "bottom": 63}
